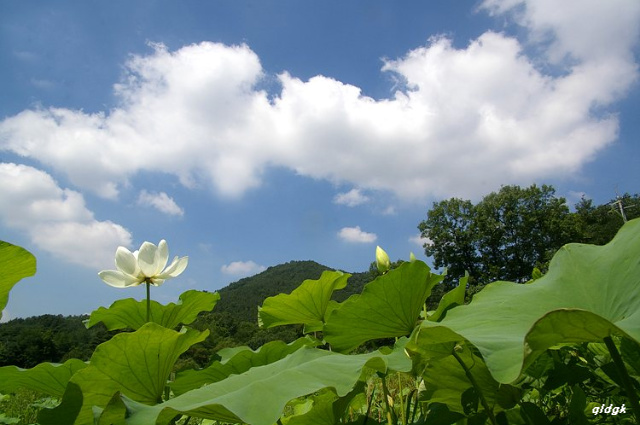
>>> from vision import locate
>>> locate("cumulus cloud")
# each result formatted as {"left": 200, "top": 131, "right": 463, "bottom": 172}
{"left": 0, "top": 1, "right": 638, "bottom": 202}
{"left": 480, "top": 0, "right": 640, "bottom": 64}
{"left": 221, "top": 260, "right": 266, "bottom": 276}
{"left": 0, "top": 163, "right": 132, "bottom": 269}
{"left": 333, "top": 189, "right": 370, "bottom": 207}
{"left": 138, "top": 190, "right": 184, "bottom": 216}
{"left": 338, "top": 226, "right": 377, "bottom": 243}
{"left": 409, "top": 233, "right": 432, "bottom": 248}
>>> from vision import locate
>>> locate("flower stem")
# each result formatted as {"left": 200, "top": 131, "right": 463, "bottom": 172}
{"left": 146, "top": 281, "right": 151, "bottom": 323}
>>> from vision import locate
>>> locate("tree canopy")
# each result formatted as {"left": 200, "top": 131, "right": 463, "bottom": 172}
{"left": 418, "top": 184, "right": 638, "bottom": 286}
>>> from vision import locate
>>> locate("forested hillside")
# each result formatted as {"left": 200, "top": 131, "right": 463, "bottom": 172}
{"left": 0, "top": 315, "right": 114, "bottom": 368}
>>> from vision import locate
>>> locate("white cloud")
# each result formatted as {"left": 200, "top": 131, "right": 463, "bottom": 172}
{"left": 1, "top": 1, "right": 638, "bottom": 202}
{"left": 333, "top": 188, "right": 370, "bottom": 207}
{"left": 221, "top": 260, "right": 266, "bottom": 276}
{"left": 409, "top": 233, "right": 432, "bottom": 248}
{"left": 0, "top": 309, "right": 10, "bottom": 323}
{"left": 0, "top": 163, "right": 132, "bottom": 269}
{"left": 381, "top": 206, "right": 397, "bottom": 216}
{"left": 338, "top": 226, "right": 377, "bottom": 243}
{"left": 138, "top": 190, "right": 184, "bottom": 216}
{"left": 480, "top": 0, "right": 640, "bottom": 64}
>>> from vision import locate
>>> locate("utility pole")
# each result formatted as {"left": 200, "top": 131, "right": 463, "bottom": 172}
{"left": 610, "top": 193, "right": 635, "bottom": 223}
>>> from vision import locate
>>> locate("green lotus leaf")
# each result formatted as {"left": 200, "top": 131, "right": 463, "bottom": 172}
{"left": 94, "top": 391, "right": 128, "bottom": 425}
{"left": 65, "top": 322, "right": 207, "bottom": 424}
{"left": 418, "top": 340, "right": 513, "bottom": 415}
{"left": 406, "top": 326, "right": 518, "bottom": 416}
{"left": 0, "top": 241, "right": 36, "bottom": 320}
{"left": 410, "top": 218, "right": 640, "bottom": 384}
{"left": 171, "top": 336, "right": 319, "bottom": 396}
{"left": 258, "top": 270, "right": 349, "bottom": 333}
{"left": 38, "top": 381, "right": 83, "bottom": 425}
{"left": 286, "top": 384, "right": 364, "bottom": 425}
{"left": 324, "top": 260, "right": 443, "bottom": 352}
{"left": 284, "top": 389, "right": 338, "bottom": 425}
{"left": 428, "top": 272, "right": 468, "bottom": 322}
{"left": 85, "top": 289, "right": 220, "bottom": 331}
{"left": 122, "top": 341, "right": 411, "bottom": 425}
{"left": 0, "top": 358, "right": 87, "bottom": 398}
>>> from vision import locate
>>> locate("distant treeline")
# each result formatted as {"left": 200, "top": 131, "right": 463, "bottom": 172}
{"left": 0, "top": 314, "right": 115, "bottom": 368}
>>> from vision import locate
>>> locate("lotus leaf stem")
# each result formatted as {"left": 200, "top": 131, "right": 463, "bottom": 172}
{"left": 380, "top": 374, "right": 396, "bottom": 425}
{"left": 451, "top": 346, "right": 497, "bottom": 425}
{"left": 397, "top": 372, "right": 407, "bottom": 425}
{"left": 603, "top": 336, "right": 640, "bottom": 422}
{"left": 363, "top": 383, "right": 376, "bottom": 424}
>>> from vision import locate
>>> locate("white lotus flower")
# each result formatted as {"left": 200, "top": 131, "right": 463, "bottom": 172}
{"left": 98, "top": 240, "right": 188, "bottom": 288}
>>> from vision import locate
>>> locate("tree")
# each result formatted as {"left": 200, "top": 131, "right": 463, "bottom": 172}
{"left": 574, "top": 193, "right": 640, "bottom": 245}
{"left": 418, "top": 184, "right": 578, "bottom": 286}
{"left": 417, "top": 198, "right": 480, "bottom": 284}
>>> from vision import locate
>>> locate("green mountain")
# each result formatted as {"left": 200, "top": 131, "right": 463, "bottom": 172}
{"left": 213, "top": 260, "right": 371, "bottom": 323}
{"left": 214, "top": 260, "right": 333, "bottom": 323}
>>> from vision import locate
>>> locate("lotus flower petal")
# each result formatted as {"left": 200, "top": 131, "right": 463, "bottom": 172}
{"left": 149, "top": 278, "right": 165, "bottom": 286}
{"left": 115, "top": 247, "right": 139, "bottom": 277}
{"left": 155, "top": 240, "right": 169, "bottom": 275}
{"left": 156, "top": 256, "right": 188, "bottom": 280}
{"left": 98, "top": 270, "right": 142, "bottom": 288}
{"left": 138, "top": 241, "right": 160, "bottom": 277}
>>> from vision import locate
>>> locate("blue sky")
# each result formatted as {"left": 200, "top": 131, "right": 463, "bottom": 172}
{"left": 1, "top": 0, "right": 639, "bottom": 320}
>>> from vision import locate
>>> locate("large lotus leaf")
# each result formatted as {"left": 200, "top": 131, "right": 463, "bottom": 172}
{"left": 65, "top": 322, "right": 207, "bottom": 424}
{"left": 428, "top": 273, "right": 468, "bottom": 322}
{"left": 38, "top": 381, "right": 83, "bottom": 425}
{"left": 85, "top": 290, "right": 219, "bottom": 331}
{"left": 122, "top": 341, "right": 412, "bottom": 425}
{"left": 410, "top": 218, "right": 640, "bottom": 384}
{"left": 171, "top": 336, "right": 319, "bottom": 396}
{"left": 258, "top": 270, "right": 349, "bottom": 333}
{"left": 285, "top": 389, "right": 338, "bottom": 425}
{"left": 0, "top": 358, "right": 87, "bottom": 398}
{"left": 285, "top": 384, "right": 364, "bottom": 425}
{"left": 413, "top": 335, "right": 518, "bottom": 415}
{"left": 0, "top": 241, "right": 36, "bottom": 320}
{"left": 324, "top": 260, "right": 443, "bottom": 352}
{"left": 94, "top": 392, "right": 128, "bottom": 425}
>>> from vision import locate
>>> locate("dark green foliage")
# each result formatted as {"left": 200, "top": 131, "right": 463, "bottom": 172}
{"left": 419, "top": 197, "right": 480, "bottom": 284}
{"left": 418, "top": 184, "right": 639, "bottom": 286}
{"left": 0, "top": 315, "right": 114, "bottom": 368}
{"left": 574, "top": 193, "right": 640, "bottom": 245}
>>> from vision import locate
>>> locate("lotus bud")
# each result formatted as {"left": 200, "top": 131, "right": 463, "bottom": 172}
{"left": 376, "top": 246, "right": 390, "bottom": 274}
{"left": 409, "top": 252, "right": 417, "bottom": 263}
